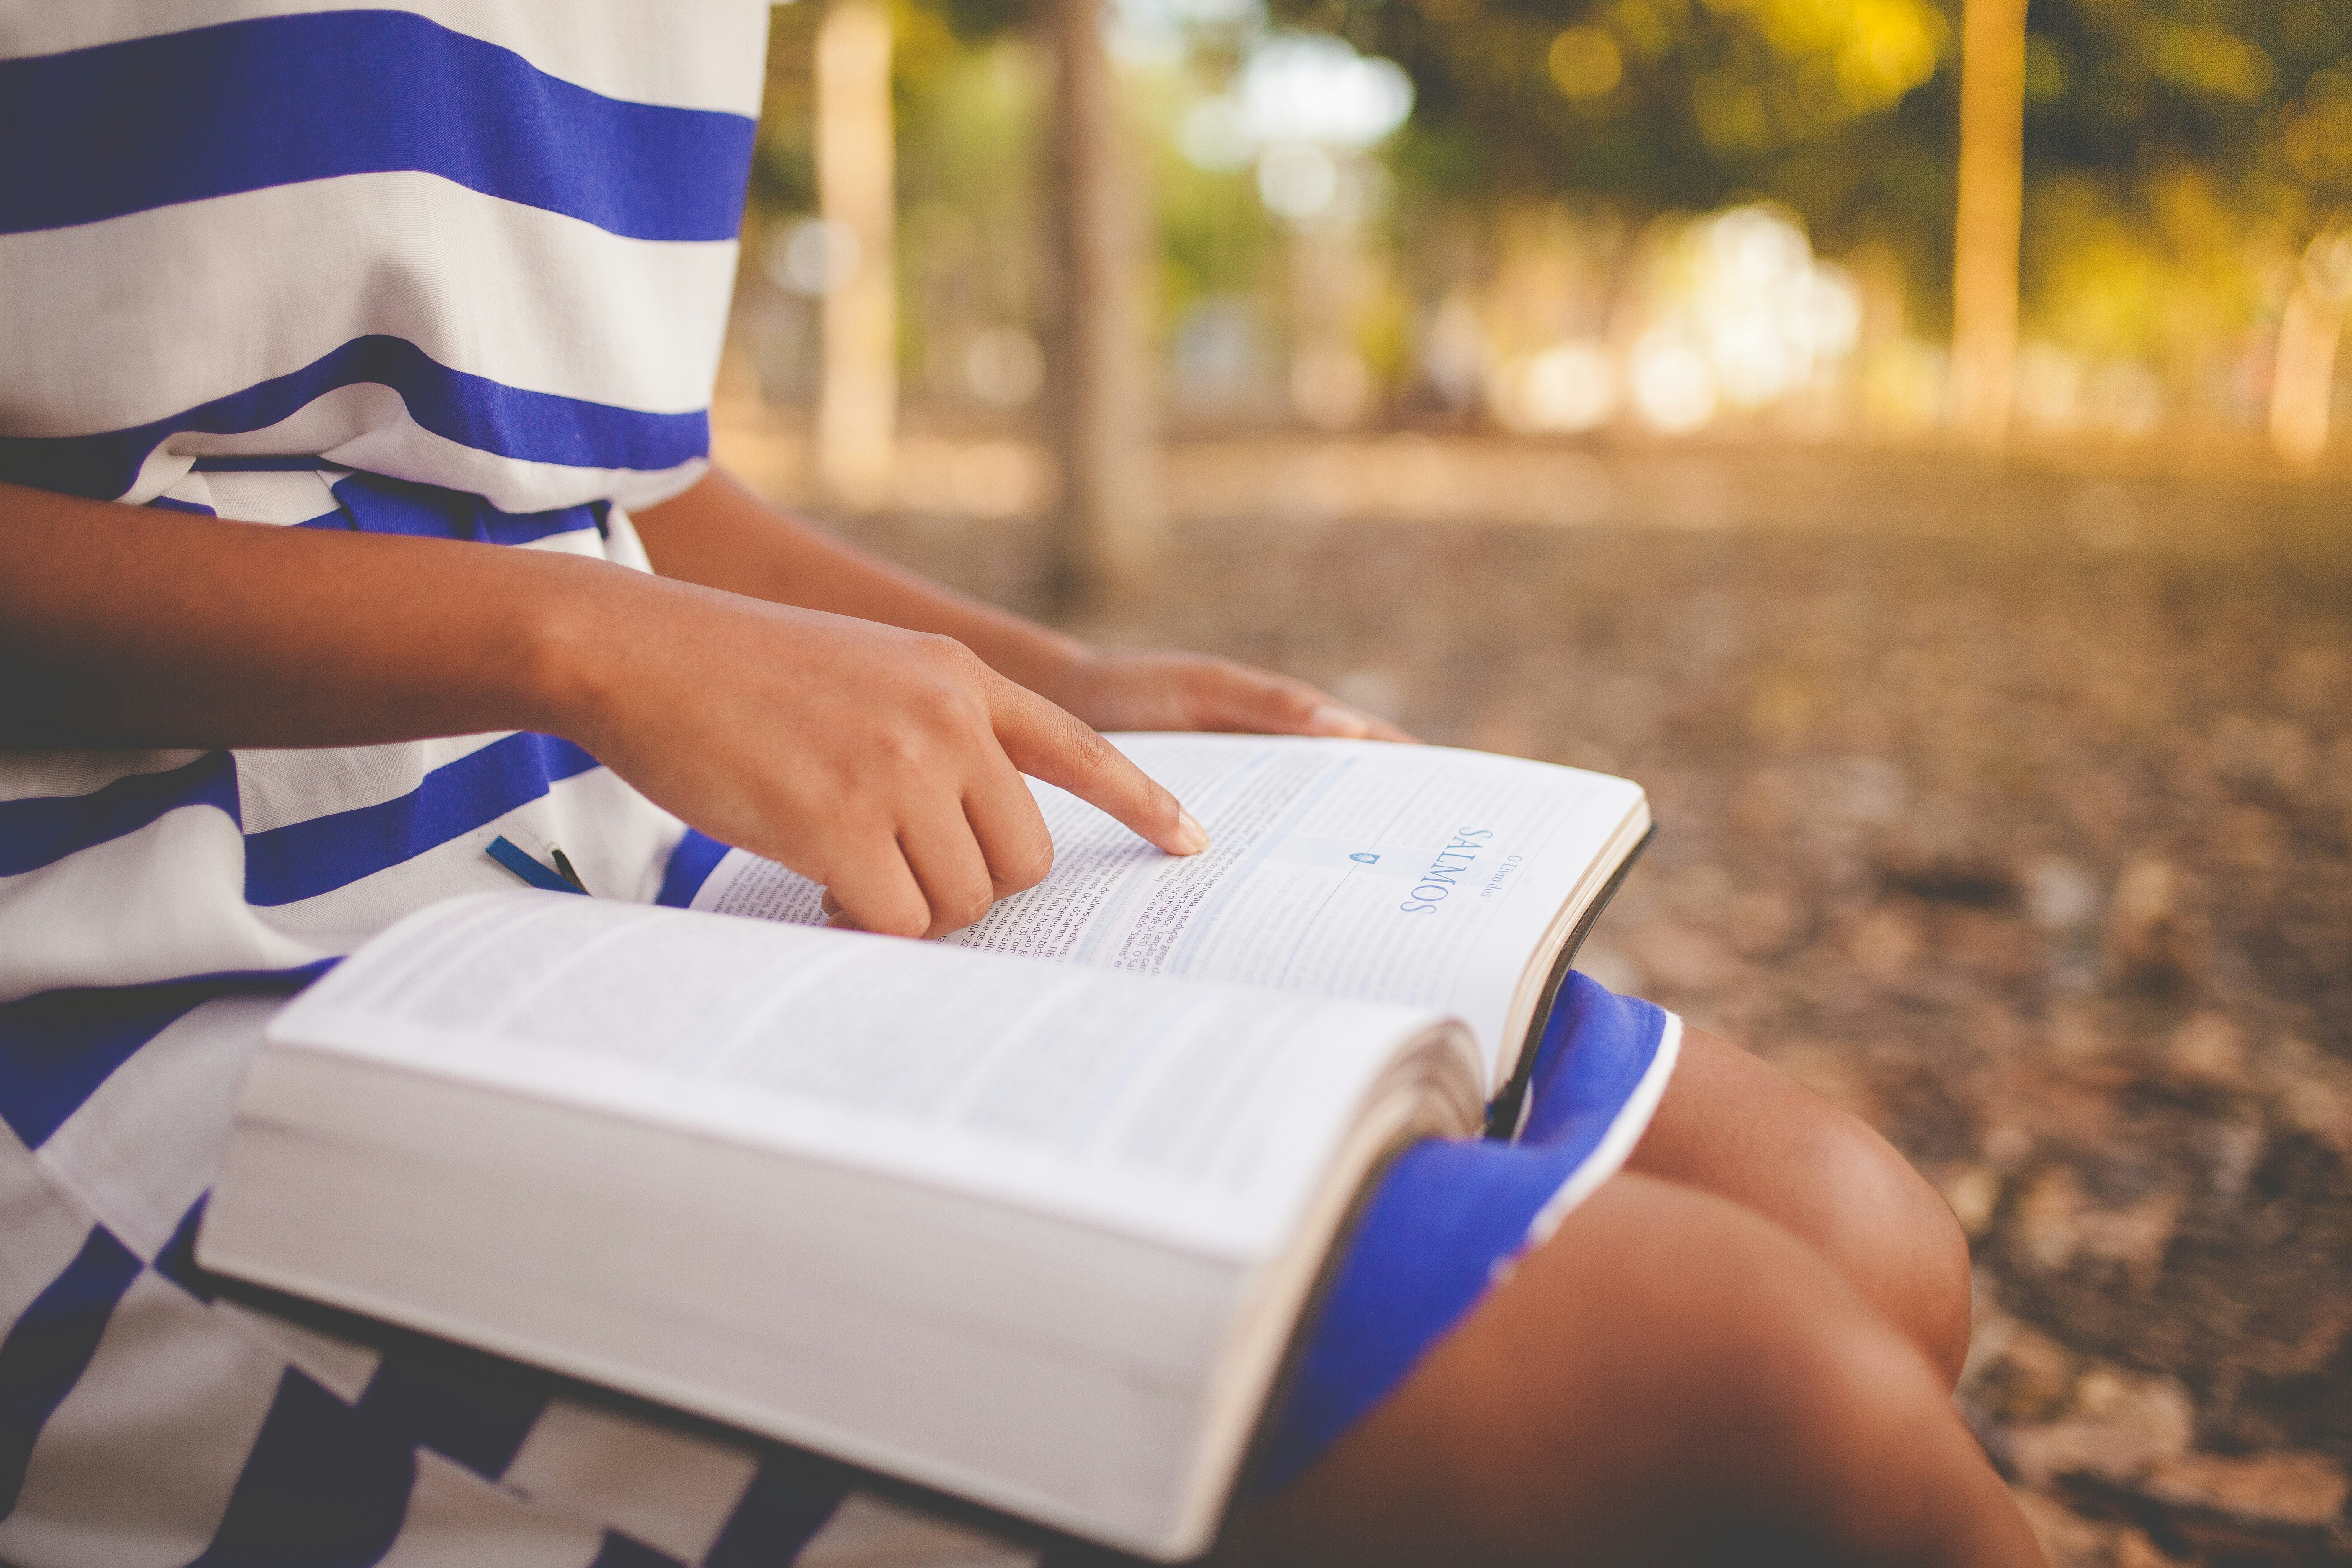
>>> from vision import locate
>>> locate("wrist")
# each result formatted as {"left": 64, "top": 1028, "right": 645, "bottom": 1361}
{"left": 508, "top": 553, "right": 642, "bottom": 751}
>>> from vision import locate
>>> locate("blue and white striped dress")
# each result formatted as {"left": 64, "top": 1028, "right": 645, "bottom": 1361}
{"left": 0, "top": 8, "right": 1683, "bottom": 1561}
{"left": 0, "top": 6, "right": 930, "bottom": 1562}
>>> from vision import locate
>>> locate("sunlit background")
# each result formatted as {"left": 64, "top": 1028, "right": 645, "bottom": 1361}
{"left": 721, "top": 0, "right": 2352, "bottom": 502}
{"left": 724, "top": 4, "right": 2352, "bottom": 1566}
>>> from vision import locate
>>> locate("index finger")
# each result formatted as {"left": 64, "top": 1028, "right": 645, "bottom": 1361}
{"left": 984, "top": 671, "right": 1211, "bottom": 858}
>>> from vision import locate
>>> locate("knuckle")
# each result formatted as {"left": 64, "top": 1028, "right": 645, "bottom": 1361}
{"left": 904, "top": 661, "right": 990, "bottom": 731}
{"left": 1189, "top": 664, "right": 1243, "bottom": 707}
{"left": 832, "top": 808, "right": 896, "bottom": 848}
{"left": 905, "top": 679, "right": 967, "bottom": 727}
{"left": 872, "top": 904, "right": 929, "bottom": 939}
{"left": 1279, "top": 681, "right": 1324, "bottom": 712}
{"left": 918, "top": 633, "right": 981, "bottom": 673}
{"left": 942, "top": 879, "right": 995, "bottom": 930}
{"left": 997, "top": 837, "right": 1053, "bottom": 892}
{"left": 1063, "top": 722, "right": 1114, "bottom": 776}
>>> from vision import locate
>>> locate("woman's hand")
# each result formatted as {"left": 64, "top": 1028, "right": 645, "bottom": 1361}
{"left": 1039, "top": 649, "right": 1418, "bottom": 743}
{"left": 554, "top": 585, "right": 1209, "bottom": 940}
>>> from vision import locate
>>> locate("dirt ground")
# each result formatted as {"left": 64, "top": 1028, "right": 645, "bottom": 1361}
{"left": 784, "top": 438, "right": 2352, "bottom": 1568}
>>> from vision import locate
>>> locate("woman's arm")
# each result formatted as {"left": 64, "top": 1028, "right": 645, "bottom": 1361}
{"left": 632, "top": 469, "right": 1416, "bottom": 742}
{"left": 0, "top": 480, "right": 1204, "bottom": 936}
{"left": 629, "top": 469, "right": 1091, "bottom": 699}
{"left": 1, "top": 482, "right": 593, "bottom": 750}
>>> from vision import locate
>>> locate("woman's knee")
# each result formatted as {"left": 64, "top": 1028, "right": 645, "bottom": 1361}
{"left": 1220, "top": 1174, "right": 1973, "bottom": 1567}
{"left": 1630, "top": 1028, "right": 1973, "bottom": 1386}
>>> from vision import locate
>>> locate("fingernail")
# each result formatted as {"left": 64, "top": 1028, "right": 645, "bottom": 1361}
{"left": 1174, "top": 808, "right": 1212, "bottom": 854}
{"left": 1308, "top": 704, "right": 1372, "bottom": 738}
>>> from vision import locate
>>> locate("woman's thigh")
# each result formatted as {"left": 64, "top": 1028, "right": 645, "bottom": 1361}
{"left": 1215, "top": 1171, "right": 2037, "bottom": 1568}
{"left": 1625, "top": 1028, "right": 1973, "bottom": 1384}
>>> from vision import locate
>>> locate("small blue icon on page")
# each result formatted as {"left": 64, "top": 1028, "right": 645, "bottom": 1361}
{"left": 1350, "top": 852, "right": 1381, "bottom": 864}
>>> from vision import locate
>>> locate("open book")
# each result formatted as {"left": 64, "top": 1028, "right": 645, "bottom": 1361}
{"left": 197, "top": 735, "right": 1651, "bottom": 1559}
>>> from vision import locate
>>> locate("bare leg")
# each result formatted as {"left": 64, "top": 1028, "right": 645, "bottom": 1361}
{"left": 1627, "top": 1029, "right": 1974, "bottom": 1386}
{"left": 1219, "top": 1173, "right": 2040, "bottom": 1568}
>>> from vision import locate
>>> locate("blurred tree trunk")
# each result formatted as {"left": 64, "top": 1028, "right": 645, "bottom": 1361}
{"left": 1044, "top": 0, "right": 1162, "bottom": 604}
{"left": 1950, "top": 0, "right": 2027, "bottom": 452}
{"left": 2270, "top": 283, "right": 2342, "bottom": 469}
{"left": 817, "top": 0, "right": 896, "bottom": 511}
{"left": 2270, "top": 228, "right": 2352, "bottom": 469}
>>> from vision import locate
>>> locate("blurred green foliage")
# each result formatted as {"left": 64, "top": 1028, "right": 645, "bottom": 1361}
{"left": 1279, "top": 0, "right": 1957, "bottom": 271}
{"left": 1271, "top": 0, "right": 2352, "bottom": 337}
{"left": 1151, "top": 97, "right": 1282, "bottom": 327}
{"left": 2017, "top": 2, "right": 2352, "bottom": 359}
{"left": 895, "top": 12, "right": 1046, "bottom": 378}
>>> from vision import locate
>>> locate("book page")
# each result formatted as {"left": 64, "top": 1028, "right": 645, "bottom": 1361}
{"left": 694, "top": 735, "right": 1645, "bottom": 1078}
{"left": 272, "top": 892, "right": 1470, "bottom": 1256}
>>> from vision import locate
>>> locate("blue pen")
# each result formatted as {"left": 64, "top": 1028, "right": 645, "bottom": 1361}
{"left": 486, "top": 836, "right": 588, "bottom": 895}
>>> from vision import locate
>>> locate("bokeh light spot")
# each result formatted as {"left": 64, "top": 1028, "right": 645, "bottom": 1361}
{"left": 1549, "top": 28, "right": 1624, "bottom": 101}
